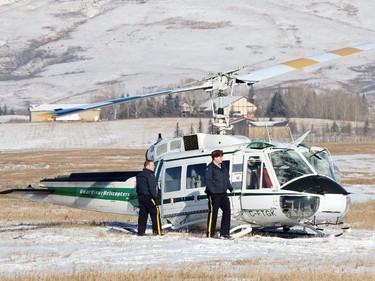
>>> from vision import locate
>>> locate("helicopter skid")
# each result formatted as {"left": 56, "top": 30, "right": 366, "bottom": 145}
{"left": 229, "top": 224, "right": 253, "bottom": 239}
{"left": 299, "top": 223, "right": 350, "bottom": 238}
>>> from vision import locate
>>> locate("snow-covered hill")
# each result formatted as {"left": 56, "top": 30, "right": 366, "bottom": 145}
{"left": 1, "top": 0, "right": 375, "bottom": 111}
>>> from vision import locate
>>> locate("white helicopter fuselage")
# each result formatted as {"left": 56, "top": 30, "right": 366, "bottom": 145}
{"left": 23, "top": 133, "right": 350, "bottom": 232}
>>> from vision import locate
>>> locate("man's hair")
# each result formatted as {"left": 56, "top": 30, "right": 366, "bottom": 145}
{"left": 211, "top": 150, "right": 224, "bottom": 160}
{"left": 144, "top": 160, "right": 153, "bottom": 168}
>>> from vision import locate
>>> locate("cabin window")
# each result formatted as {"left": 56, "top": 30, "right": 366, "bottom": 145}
{"left": 170, "top": 140, "right": 182, "bottom": 150}
{"left": 269, "top": 150, "right": 313, "bottom": 186}
{"left": 164, "top": 166, "right": 182, "bottom": 192}
{"left": 156, "top": 143, "right": 168, "bottom": 157}
{"left": 303, "top": 150, "right": 337, "bottom": 181}
{"left": 186, "top": 163, "right": 206, "bottom": 189}
{"left": 231, "top": 163, "right": 243, "bottom": 190}
{"left": 246, "top": 157, "right": 272, "bottom": 189}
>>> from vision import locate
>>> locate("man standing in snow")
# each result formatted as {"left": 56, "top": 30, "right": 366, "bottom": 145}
{"left": 136, "top": 160, "right": 162, "bottom": 236}
{"left": 205, "top": 150, "right": 233, "bottom": 239}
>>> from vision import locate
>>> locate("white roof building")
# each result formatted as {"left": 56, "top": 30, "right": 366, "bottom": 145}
{"left": 199, "top": 96, "right": 257, "bottom": 117}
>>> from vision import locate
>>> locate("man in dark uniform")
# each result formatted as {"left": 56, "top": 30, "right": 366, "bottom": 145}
{"left": 136, "top": 160, "right": 162, "bottom": 236}
{"left": 205, "top": 150, "right": 233, "bottom": 239}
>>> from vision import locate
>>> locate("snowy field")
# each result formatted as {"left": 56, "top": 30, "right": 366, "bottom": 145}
{"left": 0, "top": 227, "right": 374, "bottom": 277}
{"left": 0, "top": 153, "right": 374, "bottom": 277}
{"left": 333, "top": 154, "right": 375, "bottom": 202}
{"left": 0, "top": 118, "right": 210, "bottom": 150}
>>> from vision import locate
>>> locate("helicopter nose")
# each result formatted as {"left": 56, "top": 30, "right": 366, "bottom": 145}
{"left": 281, "top": 175, "right": 349, "bottom": 195}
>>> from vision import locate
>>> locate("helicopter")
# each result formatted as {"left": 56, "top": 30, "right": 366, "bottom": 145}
{"left": 1, "top": 42, "right": 374, "bottom": 238}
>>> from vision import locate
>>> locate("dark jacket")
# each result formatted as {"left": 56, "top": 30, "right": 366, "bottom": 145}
{"left": 205, "top": 162, "right": 232, "bottom": 194}
{"left": 136, "top": 168, "right": 157, "bottom": 199}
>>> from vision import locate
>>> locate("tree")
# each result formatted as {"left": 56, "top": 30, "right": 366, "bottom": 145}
{"left": 266, "top": 91, "right": 288, "bottom": 119}
{"left": 164, "top": 94, "right": 175, "bottom": 116}
{"left": 341, "top": 122, "right": 352, "bottom": 135}
{"left": 174, "top": 122, "right": 182, "bottom": 137}
{"left": 198, "top": 119, "right": 203, "bottom": 133}
{"left": 248, "top": 84, "right": 256, "bottom": 104}
{"left": 130, "top": 99, "right": 147, "bottom": 118}
{"left": 363, "top": 119, "right": 370, "bottom": 136}
{"left": 207, "top": 119, "right": 213, "bottom": 134}
{"left": 3, "top": 104, "right": 8, "bottom": 115}
{"left": 189, "top": 124, "right": 195, "bottom": 134}
{"left": 330, "top": 121, "right": 339, "bottom": 134}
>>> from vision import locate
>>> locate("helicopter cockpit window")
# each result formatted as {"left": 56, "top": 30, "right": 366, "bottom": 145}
{"left": 246, "top": 157, "right": 271, "bottom": 189}
{"left": 303, "top": 150, "right": 336, "bottom": 181}
{"left": 269, "top": 150, "right": 314, "bottom": 186}
{"left": 164, "top": 166, "right": 182, "bottom": 193}
{"left": 186, "top": 163, "right": 206, "bottom": 189}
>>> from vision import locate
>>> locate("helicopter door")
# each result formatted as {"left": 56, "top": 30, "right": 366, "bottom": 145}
{"left": 161, "top": 164, "right": 184, "bottom": 221}
{"left": 241, "top": 155, "right": 275, "bottom": 210}
{"left": 161, "top": 160, "right": 209, "bottom": 225}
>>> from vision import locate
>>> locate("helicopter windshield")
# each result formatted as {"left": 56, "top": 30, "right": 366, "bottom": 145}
{"left": 302, "top": 150, "right": 337, "bottom": 181}
{"left": 268, "top": 150, "right": 314, "bottom": 187}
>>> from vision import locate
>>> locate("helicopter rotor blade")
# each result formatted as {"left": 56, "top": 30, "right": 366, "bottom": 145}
{"left": 40, "top": 84, "right": 213, "bottom": 119}
{"left": 236, "top": 42, "right": 375, "bottom": 84}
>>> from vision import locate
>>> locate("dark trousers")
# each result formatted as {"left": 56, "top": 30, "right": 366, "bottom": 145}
{"left": 137, "top": 195, "right": 162, "bottom": 236}
{"left": 207, "top": 193, "right": 231, "bottom": 237}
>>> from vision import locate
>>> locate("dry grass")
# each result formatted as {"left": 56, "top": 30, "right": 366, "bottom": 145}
{"left": 2, "top": 262, "right": 375, "bottom": 281}
{"left": 308, "top": 141, "right": 375, "bottom": 155}
{"left": 345, "top": 200, "right": 375, "bottom": 229}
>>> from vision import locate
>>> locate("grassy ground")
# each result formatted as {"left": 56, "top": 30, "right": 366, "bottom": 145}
{"left": 3, "top": 267, "right": 375, "bottom": 281}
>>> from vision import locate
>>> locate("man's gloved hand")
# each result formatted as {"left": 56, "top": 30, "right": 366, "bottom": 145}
{"left": 229, "top": 187, "right": 234, "bottom": 192}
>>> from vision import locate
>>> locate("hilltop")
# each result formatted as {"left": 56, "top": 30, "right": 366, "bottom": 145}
{"left": 1, "top": 0, "right": 375, "bottom": 113}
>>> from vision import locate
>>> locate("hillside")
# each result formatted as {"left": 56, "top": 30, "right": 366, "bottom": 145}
{"left": 0, "top": 118, "right": 210, "bottom": 151}
{"left": 1, "top": 0, "right": 375, "bottom": 113}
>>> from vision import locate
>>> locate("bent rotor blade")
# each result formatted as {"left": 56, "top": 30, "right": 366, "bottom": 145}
{"left": 40, "top": 84, "right": 212, "bottom": 119}
{"left": 236, "top": 42, "right": 375, "bottom": 84}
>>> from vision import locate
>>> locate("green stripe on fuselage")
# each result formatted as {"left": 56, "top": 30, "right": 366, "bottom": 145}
{"left": 42, "top": 186, "right": 136, "bottom": 201}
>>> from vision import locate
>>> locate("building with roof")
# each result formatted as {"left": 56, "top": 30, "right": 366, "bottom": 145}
{"left": 29, "top": 104, "right": 100, "bottom": 122}
{"left": 231, "top": 118, "right": 292, "bottom": 142}
{"left": 199, "top": 96, "right": 257, "bottom": 117}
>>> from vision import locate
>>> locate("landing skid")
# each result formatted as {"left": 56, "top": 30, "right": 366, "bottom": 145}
{"left": 229, "top": 224, "right": 253, "bottom": 239}
{"left": 305, "top": 223, "right": 351, "bottom": 238}
{"left": 254, "top": 224, "right": 350, "bottom": 238}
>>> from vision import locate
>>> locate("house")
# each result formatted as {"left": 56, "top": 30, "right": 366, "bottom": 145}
{"left": 180, "top": 102, "right": 194, "bottom": 116}
{"left": 199, "top": 96, "right": 257, "bottom": 117}
{"left": 29, "top": 104, "right": 100, "bottom": 122}
{"left": 231, "top": 118, "right": 292, "bottom": 142}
